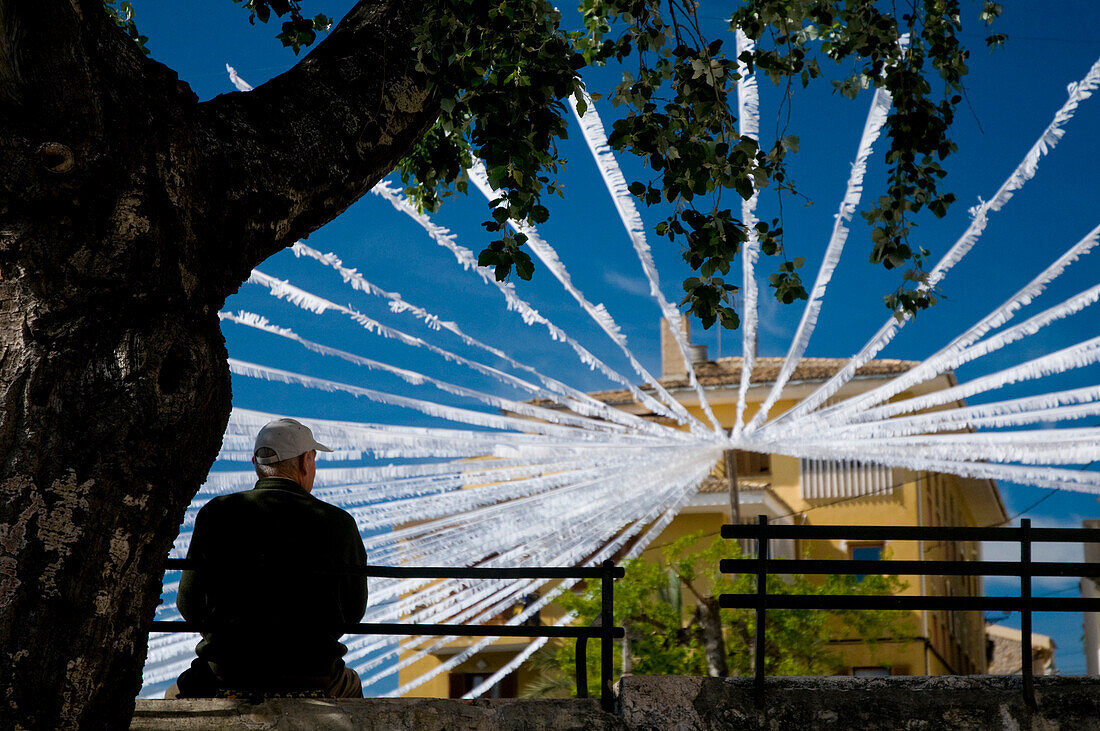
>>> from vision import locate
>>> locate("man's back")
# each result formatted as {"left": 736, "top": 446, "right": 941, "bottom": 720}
{"left": 178, "top": 477, "right": 367, "bottom": 689}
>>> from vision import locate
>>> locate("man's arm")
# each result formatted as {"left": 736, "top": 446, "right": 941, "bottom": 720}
{"left": 338, "top": 512, "right": 368, "bottom": 624}
{"left": 177, "top": 506, "right": 214, "bottom": 624}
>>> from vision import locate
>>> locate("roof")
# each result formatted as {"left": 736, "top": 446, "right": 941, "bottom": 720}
{"left": 697, "top": 475, "right": 771, "bottom": 494}
{"left": 584, "top": 356, "right": 919, "bottom": 404}
{"left": 986, "top": 623, "right": 1056, "bottom": 650}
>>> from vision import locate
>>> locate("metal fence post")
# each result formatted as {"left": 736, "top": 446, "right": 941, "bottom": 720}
{"left": 1021, "top": 518, "right": 1035, "bottom": 708}
{"left": 601, "top": 559, "right": 615, "bottom": 713}
{"left": 755, "top": 514, "right": 768, "bottom": 708}
{"left": 575, "top": 636, "right": 589, "bottom": 698}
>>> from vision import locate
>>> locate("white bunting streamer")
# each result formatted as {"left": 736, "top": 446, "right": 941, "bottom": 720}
{"left": 734, "top": 28, "right": 762, "bottom": 435}
{"left": 847, "top": 335, "right": 1100, "bottom": 423}
{"left": 809, "top": 224, "right": 1100, "bottom": 425}
{"left": 220, "top": 310, "right": 644, "bottom": 436}
{"left": 371, "top": 181, "right": 700, "bottom": 433}
{"left": 569, "top": 87, "right": 723, "bottom": 433}
{"left": 246, "top": 268, "right": 686, "bottom": 441}
{"left": 768, "top": 55, "right": 1100, "bottom": 429}
{"left": 746, "top": 84, "right": 893, "bottom": 431}
{"left": 288, "top": 241, "right": 664, "bottom": 433}
{"left": 819, "top": 388, "right": 1100, "bottom": 439}
{"left": 467, "top": 162, "right": 715, "bottom": 439}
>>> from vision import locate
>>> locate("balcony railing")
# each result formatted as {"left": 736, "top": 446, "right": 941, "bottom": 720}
{"left": 151, "top": 560, "right": 625, "bottom": 711}
{"left": 720, "top": 516, "right": 1100, "bottom": 708}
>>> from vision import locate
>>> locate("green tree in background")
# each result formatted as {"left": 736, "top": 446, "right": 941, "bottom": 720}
{"left": 525, "top": 534, "right": 911, "bottom": 697}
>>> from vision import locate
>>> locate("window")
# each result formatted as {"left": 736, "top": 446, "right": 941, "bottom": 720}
{"left": 852, "top": 666, "right": 891, "bottom": 677}
{"left": 849, "top": 542, "right": 884, "bottom": 581}
{"left": 800, "top": 459, "right": 893, "bottom": 499}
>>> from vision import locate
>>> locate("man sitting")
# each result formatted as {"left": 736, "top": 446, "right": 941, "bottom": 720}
{"left": 168, "top": 418, "right": 367, "bottom": 698}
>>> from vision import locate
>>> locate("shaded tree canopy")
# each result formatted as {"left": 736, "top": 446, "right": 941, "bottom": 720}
{"left": 388, "top": 0, "right": 1003, "bottom": 326}
{"left": 0, "top": 0, "right": 998, "bottom": 727}
{"left": 126, "top": 0, "right": 1004, "bottom": 327}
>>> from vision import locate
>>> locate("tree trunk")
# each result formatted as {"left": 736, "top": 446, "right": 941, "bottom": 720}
{"left": 694, "top": 597, "right": 729, "bottom": 678}
{"left": 0, "top": 1, "right": 437, "bottom": 726}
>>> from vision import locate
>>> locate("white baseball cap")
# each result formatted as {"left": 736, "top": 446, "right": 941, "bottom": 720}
{"left": 253, "top": 418, "right": 334, "bottom": 465}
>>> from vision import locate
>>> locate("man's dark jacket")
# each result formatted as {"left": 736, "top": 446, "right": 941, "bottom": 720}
{"left": 178, "top": 477, "right": 368, "bottom": 689}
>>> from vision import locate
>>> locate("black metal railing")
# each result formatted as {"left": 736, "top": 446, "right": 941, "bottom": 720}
{"left": 720, "top": 516, "right": 1100, "bottom": 707}
{"left": 151, "top": 559, "right": 625, "bottom": 711}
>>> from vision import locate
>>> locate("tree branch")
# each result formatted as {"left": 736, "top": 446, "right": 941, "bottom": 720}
{"left": 188, "top": 0, "right": 441, "bottom": 295}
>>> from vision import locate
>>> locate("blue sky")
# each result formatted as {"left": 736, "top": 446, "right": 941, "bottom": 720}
{"left": 133, "top": 2, "right": 1100, "bottom": 676}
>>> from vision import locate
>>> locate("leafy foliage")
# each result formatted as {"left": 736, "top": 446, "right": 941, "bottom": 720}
{"left": 107, "top": 0, "right": 1004, "bottom": 326}
{"left": 524, "top": 533, "right": 911, "bottom": 696}
{"left": 400, "top": 0, "right": 588, "bottom": 286}
{"left": 102, "top": 1, "right": 149, "bottom": 55}
{"left": 399, "top": 0, "right": 1002, "bottom": 327}
{"left": 233, "top": 1, "right": 332, "bottom": 54}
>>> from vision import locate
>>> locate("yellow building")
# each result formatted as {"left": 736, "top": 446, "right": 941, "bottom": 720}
{"left": 398, "top": 321, "right": 1007, "bottom": 695}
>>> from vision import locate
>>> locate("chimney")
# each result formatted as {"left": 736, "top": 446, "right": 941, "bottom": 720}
{"left": 660, "top": 316, "right": 704, "bottom": 377}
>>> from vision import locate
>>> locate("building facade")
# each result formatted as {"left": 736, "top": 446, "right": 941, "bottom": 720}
{"left": 398, "top": 320, "right": 1008, "bottom": 695}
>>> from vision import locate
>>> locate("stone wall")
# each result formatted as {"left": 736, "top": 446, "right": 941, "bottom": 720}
{"left": 618, "top": 675, "right": 1100, "bottom": 730}
{"left": 130, "top": 697, "right": 626, "bottom": 731}
{"left": 133, "top": 676, "right": 1100, "bottom": 730}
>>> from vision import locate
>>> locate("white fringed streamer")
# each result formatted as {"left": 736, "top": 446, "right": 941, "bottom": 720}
{"left": 184, "top": 455, "right": 639, "bottom": 531}
{"left": 800, "top": 444, "right": 1100, "bottom": 490}
{"left": 818, "top": 387, "right": 1100, "bottom": 439}
{"left": 461, "top": 632, "right": 558, "bottom": 699}
{"left": 384, "top": 452, "right": 716, "bottom": 697}
{"left": 225, "top": 64, "right": 253, "bottom": 92}
{"left": 290, "top": 241, "right": 658, "bottom": 432}
{"left": 466, "top": 162, "right": 715, "bottom": 439}
{"left": 767, "top": 54, "right": 1100, "bottom": 429}
{"left": 735, "top": 30, "right": 760, "bottom": 141}
{"left": 770, "top": 442, "right": 1100, "bottom": 492}
{"left": 367, "top": 448, "right": 714, "bottom": 621}
{"left": 809, "top": 223, "right": 1100, "bottom": 425}
{"left": 220, "top": 310, "right": 642, "bottom": 436}
{"left": 464, "top": 460, "right": 706, "bottom": 699}
{"left": 349, "top": 450, "right": 709, "bottom": 681}
{"left": 370, "top": 181, "right": 693, "bottom": 434}
{"left": 225, "top": 405, "right": 652, "bottom": 448}
{"left": 745, "top": 85, "right": 893, "bottom": 432}
{"left": 569, "top": 87, "right": 723, "bottom": 434}
{"left": 292, "top": 241, "right": 459, "bottom": 332}
{"left": 734, "top": 28, "right": 762, "bottom": 435}
{"left": 837, "top": 430, "right": 1100, "bottom": 465}
{"left": 246, "top": 269, "right": 681, "bottom": 441}
{"left": 847, "top": 335, "right": 1100, "bottom": 423}
{"left": 361, "top": 450, "right": 710, "bottom": 571}
{"left": 344, "top": 457, "right": 650, "bottom": 532}
{"left": 227, "top": 358, "right": 648, "bottom": 440}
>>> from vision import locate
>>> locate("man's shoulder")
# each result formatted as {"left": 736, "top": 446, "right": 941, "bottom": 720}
{"left": 307, "top": 494, "right": 357, "bottom": 524}
{"left": 194, "top": 491, "right": 246, "bottom": 517}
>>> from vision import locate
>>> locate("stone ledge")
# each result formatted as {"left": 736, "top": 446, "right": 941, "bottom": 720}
{"left": 132, "top": 676, "right": 1100, "bottom": 730}
{"left": 131, "top": 697, "right": 626, "bottom": 731}
{"left": 617, "top": 675, "right": 1100, "bottom": 730}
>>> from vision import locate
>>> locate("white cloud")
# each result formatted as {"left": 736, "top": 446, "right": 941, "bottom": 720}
{"left": 603, "top": 269, "right": 653, "bottom": 298}
{"left": 755, "top": 284, "right": 794, "bottom": 339}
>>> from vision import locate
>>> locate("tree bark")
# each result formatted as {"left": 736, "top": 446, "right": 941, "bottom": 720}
{"left": 694, "top": 597, "right": 729, "bottom": 678}
{"left": 0, "top": 1, "right": 438, "bottom": 727}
